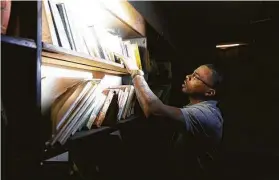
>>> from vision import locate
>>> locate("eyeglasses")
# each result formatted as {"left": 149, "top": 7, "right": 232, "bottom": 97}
{"left": 191, "top": 72, "right": 214, "bottom": 88}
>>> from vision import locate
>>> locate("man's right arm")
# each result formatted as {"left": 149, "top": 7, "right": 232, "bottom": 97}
{"left": 132, "top": 75, "right": 186, "bottom": 127}
{"left": 119, "top": 54, "right": 187, "bottom": 128}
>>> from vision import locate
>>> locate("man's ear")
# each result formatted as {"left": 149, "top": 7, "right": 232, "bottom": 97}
{"left": 205, "top": 89, "right": 216, "bottom": 97}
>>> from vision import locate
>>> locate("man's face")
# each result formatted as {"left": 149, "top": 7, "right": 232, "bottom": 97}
{"left": 182, "top": 65, "right": 215, "bottom": 97}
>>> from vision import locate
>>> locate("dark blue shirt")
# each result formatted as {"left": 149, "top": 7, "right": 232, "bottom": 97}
{"left": 172, "top": 100, "right": 223, "bottom": 179}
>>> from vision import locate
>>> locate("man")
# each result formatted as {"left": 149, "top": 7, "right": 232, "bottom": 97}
{"left": 121, "top": 58, "right": 224, "bottom": 179}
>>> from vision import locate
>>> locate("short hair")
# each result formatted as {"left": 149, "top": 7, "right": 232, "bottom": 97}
{"left": 204, "top": 64, "right": 223, "bottom": 90}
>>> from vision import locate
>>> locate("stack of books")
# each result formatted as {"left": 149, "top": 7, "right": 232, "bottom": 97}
{"left": 50, "top": 80, "right": 136, "bottom": 145}
{"left": 43, "top": 0, "right": 143, "bottom": 68}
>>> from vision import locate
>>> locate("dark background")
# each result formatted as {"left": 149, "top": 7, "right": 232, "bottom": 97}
{"left": 152, "top": 2, "right": 279, "bottom": 179}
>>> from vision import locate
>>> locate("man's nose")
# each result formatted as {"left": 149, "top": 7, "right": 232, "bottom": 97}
{"left": 186, "top": 75, "right": 191, "bottom": 80}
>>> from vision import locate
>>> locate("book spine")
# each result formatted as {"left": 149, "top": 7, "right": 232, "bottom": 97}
{"left": 56, "top": 3, "right": 76, "bottom": 50}
{"left": 133, "top": 44, "right": 142, "bottom": 70}
{"left": 85, "top": 93, "right": 106, "bottom": 129}
{"left": 48, "top": 0, "right": 71, "bottom": 49}
{"left": 122, "top": 86, "right": 135, "bottom": 119}
{"left": 63, "top": 2, "right": 89, "bottom": 54}
{"left": 43, "top": 0, "right": 59, "bottom": 46}
{"left": 60, "top": 100, "right": 96, "bottom": 145}
{"left": 94, "top": 90, "right": 115, "bottom": 127}
{"left": 117, "top": 88, "right": 129, "bottom": 121}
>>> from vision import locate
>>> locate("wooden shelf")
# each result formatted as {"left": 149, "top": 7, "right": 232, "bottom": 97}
{"left": 42, "top": 42, "right": 129, "bottom": 75}
{"left": 43, "top": 116, "right": 139, "bottom": 160}
{"left": 100, "top": 1, "right": 145, "bottom": 39}
{"left": 69, "top": 116, "right": 139, "bottom": 141}
{"left": 43, "top": 144, "right": 68, "bottom": 161}
{"left": 1, "top": 35, "right": 36, "bottom": 49}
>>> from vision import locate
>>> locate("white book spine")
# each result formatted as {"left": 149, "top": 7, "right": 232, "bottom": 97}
{"left": 48, "top": 0, "right": 71, "bottom": 49}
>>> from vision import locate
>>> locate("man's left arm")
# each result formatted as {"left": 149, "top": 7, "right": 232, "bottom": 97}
{"left": 133, "top": 75, "right": 185, "bottom": 125}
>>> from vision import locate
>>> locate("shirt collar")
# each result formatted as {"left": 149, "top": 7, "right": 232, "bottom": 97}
{"left": 184, "top": 100, "right": 218, "bottom": 108}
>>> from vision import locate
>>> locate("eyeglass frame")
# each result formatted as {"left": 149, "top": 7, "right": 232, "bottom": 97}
{"left": 189, "top": 72, "right": 214, "bottom": 89}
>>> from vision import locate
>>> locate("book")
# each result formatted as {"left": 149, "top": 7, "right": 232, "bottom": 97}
{"left": 60, "top": 99, "right": 95, "bottom": 144}
{"left": 56, "top": 3, "right": 76, "bottom": 50}
{"left": 94, "top": 89, "right": 115, "bottom": 127}
{"left": 42, "top": 0, "right": 59, "bottom": 46}
{"left": 128, "top": 38, "right": 149, "bottom": 72}
{"left": 84, "top": 92, "right": 107, "bottom": 129}
{"left": 122, "top": 86, "right": 135, "bottom": 119}
{"left": 51, "top": 81, "right": 82, "bottom": 133}
{"left": 58, "top": 83, "right": 101, "bottom": 144}
{"left": 50, "top": 81, "right": 97, "bottom": 145}
{"left": 107, "top": 85, "right": 135, "bottom": 120}
{"left": 93, "top": 26, "right": 112, "bottom": 61}
{"left": 82, "top": 26, "right": 104, "bottom": 58}
{"left": 62, "top": 0, "right": 89, "bottom": 54}
{"left": 131, "top": 44, "right": 142, "bottom": 70}
{"left": 123, "top": 41, "right": 141, "bottom": 70}
{"left": 49, "top": 83, "right": 137, "bottom": 145}
{"left": 55, "top": 81, "right": 92, "bottom": 130}
{"left": 69, "top": 93, "right": 106, "bottom": 135}
{"left": 129, "top": 98, "right": 137, "bottom": 117}
{"left": 100, "top": 91, "right": 119, "bottom": 126}
{"left": 117, "top": 87, "right": 129, "bottom": 120}
{"left": 64, "top": 83, "right": 98, "bottom": 131}
{"left": 48, "top": 0, "right": 71, "bottom": 49}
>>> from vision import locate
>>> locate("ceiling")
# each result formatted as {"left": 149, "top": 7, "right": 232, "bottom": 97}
{"left": 156, "top": 2, "right": 279, "bottom": 50}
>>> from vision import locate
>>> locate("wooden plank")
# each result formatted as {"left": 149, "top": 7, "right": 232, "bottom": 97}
{"left": 101, "top": 1, "right": 145, "bottom": 37}
{"left": 118, "top": 115, "right": 139, "bottom": 124}
{"left": 42, "top": 56, "right": 127, "bottom": 75}
{"left": 1, "top": 35, "right": 36, "bottom": 48}
{"left": 69, "top": 115, "right": 139, "bottom": 141}
{"left": 69, "top": 127, "right": 112, "bottom": 141}
{"left": 42, "top": 42, "right": 128, "bottom": 73}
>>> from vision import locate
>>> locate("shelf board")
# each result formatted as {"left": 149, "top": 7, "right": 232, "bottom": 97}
{"left": 100, "top": 1, "right": 145, "bottom": 38}
{"left": 69, "top": 127, "right": 112, "bottom": 141}
{"left": 43, "top": 144, "right": 68, "bottom": 161}
{"left": 69, "top": 116, "right": 139, "bottom": 141}
{"left": 42, "top": 42, "right": 129, "bottom": 75}
{"left": 1, "top": 35, "right": 36, "bottom": 49}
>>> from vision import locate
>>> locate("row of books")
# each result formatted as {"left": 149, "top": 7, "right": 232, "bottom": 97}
{"left": 50, "top": 80, "right": 136, "bottom": 146}
{"left": 43, "top": 0, "right": 143, "bottom": 69}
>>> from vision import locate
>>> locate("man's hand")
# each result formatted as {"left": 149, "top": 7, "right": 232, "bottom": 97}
{"left": 120, "top": 56, "right": 139, "bottom": 74}
{"left": 119, "top": 53, "right": 185, "bottom": 125}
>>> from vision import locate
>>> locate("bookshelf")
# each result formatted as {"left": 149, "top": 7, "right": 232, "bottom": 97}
{"left": 69, "top": 115, "right": 139, "bottom": 141}
{"left": 42, "top": 42, "right": 128, "bottom": 75}
{"left": 2, "top": 1, "right": 175, "bottom": 179}
{"left": 1, "top": 35, "right": 36, "bottom": 49}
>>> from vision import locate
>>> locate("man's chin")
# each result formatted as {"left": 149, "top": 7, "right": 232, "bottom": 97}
{"left": 182, "top": 87, "right": 187, "bottom": 93}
